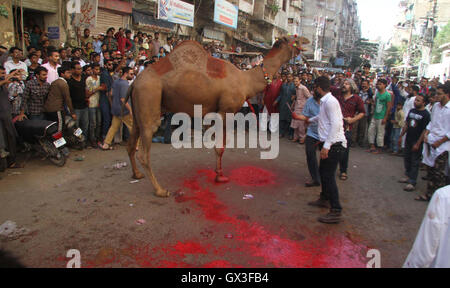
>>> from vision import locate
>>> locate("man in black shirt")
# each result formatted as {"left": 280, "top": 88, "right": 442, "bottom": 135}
{"left": 68, "top": 61, "right": 88, "bottom": 142}
{"left": 398, "top": 94, "right": 430, "bottom": 191}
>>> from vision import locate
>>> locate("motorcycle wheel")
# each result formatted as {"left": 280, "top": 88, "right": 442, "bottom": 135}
{"left": 49, "top": 152, "right": 66, "bottom": 167}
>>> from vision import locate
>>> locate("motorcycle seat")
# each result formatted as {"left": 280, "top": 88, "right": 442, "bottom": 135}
{"left": 15, "top": 120, "right": 58, "bottom": 140}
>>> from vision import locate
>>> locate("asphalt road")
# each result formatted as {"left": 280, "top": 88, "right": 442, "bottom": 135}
{"left": 0, "top": 137, "right": 428, "bottom": 268}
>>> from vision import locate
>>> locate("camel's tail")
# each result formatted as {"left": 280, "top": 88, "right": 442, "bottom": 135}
{"left": 121, "top": 83, "right": 134, "bottom": 118}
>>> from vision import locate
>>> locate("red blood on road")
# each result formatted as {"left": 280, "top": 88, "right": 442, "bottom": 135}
{"left": 75, "top": 167, "right": 368, "bottom": 268}
{"left": 229, "top": 166, "right": 276, "bottom": 187}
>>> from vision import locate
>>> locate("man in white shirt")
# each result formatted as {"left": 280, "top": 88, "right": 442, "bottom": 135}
{"left": 403, "top": 185, "right": 450, "bottom": 268}
{"left": 4, "top": 47, "right": 28, "bottom": 80}
{"left": 163, "top": 36, "right": 173, "bottom": 54}
{"left": 417, "top": 81, "right": 450, "bottom": 201}
{"left": 301, "top": 76, "right": 347, "bottom": 224}
{"left": 41, "top": 50, "right": 61, "bottom": 84}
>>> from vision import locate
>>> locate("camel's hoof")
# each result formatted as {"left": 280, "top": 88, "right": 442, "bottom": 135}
{"left": 215, "top": 175, "right": 229, "bottom": 183}
{"left": 132, "top": 172, "right": 145, "bottom": 180}
{"left": 155, "top": 189, "right": 170, "bottom": 198}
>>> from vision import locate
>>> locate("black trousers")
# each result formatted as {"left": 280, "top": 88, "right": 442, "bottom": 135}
{"left": 305, "top": 136, "right": 320, "bottom": 184}
{"left": 339, "top": 130, "right": 352, "bottom": 174}
{"left": 403, "top": 142, "right": 422, "bottom": 185}
{"left": 319, "top": 143, "right": 345, "bottom": 211}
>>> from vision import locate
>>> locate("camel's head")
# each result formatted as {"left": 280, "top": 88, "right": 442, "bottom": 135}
{"left": 273, "top": 35, "right": 310, "bottom": 57}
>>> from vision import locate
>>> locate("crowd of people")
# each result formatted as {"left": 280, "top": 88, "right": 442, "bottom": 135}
{"left": 0, "top": 25, "right": 449, "bottom": 212}
{"left": 0, "top": 26, "right": 185, "bottom": 174}
{"left": 256, "top": 62, "right": 449, "bottom": 223}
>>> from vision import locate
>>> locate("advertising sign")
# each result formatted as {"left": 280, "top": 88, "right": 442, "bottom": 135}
{"left": 158, "top": 0, "right": 194, "bottom": 27}
{"left": 214, "top": 0, "right": 238, "bottom": 29}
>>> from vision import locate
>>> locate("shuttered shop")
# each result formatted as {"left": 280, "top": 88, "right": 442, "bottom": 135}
{"left": 91, "top": 9, "right": 129, "bottom": 36}
{"left": 21, "top": 0, "right": 58, "bottom": 13}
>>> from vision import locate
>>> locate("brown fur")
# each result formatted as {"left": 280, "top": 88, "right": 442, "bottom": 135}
{"left": 126, "top": 36, "right": 310, "bottom": 197}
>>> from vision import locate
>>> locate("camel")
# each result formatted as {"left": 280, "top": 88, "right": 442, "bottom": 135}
{"left": 125, "top": 36, "right": 310, "bottom": 197}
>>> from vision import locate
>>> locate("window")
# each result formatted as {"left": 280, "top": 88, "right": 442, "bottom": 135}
{"left": 283, "top": 0, "right": 288, "bottom": 12}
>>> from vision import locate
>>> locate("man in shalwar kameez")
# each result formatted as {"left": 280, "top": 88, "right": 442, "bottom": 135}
{"left": 290, "top": 76, "right": 311, "bottom": 144}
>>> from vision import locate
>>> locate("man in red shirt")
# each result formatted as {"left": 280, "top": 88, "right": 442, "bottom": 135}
{"left": 261, "top": 72, "right": 282, "bottom": 133}
{"left": 335, "top": 79, "right": 365, "bottom": 181}
{"left": 115, "top": 29, "right": 132, "bottom": 55}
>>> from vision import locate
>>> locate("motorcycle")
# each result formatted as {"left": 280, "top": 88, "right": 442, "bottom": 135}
{"left": 15, "top": 119, "right": 68, "bottom": 167}
{"left": 64, "top": 116, "right": 85, "bottom": 150}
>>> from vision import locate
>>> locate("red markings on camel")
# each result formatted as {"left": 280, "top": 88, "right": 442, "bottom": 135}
{"left": 264, "top": 48, "right": 281, "bottom": 60}
{"left": 151, "top": 57, "right": 174, "bottom": 76}
{"left": 207, "top": 57, "right": 227, "bottom": 79}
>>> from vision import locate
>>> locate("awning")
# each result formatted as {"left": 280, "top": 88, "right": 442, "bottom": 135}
{"left": 233, "top": 37, "right": 271, "bottom": 50}
{"left": 203, "top": 28, "right": 225, "bottom": 42}
{"left": 132, "top": 10, "right": 175, "bottom": 31}
{"left": 219, "top": 51, "right": 262, "bottom": 56}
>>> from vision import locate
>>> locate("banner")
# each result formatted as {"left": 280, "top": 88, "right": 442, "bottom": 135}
{"left": 214, "top": 0, "right": 238, "bottom": 29}
{"left": 72, "top": 0, "right": 98, "bottom": 29}
{"left": 158, "top": 0, "right": 194, "bottom": 27}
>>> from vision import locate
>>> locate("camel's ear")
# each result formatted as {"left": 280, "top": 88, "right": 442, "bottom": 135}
{"left": 298, "top": 36, "right": 310, "bottom": 45}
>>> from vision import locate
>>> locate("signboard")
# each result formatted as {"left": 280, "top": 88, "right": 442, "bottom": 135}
{"left": 158, "top": 0, "right": 194, "bottom": 27}
{"left": 72, "top": 0, "right": 98, "bottom": 28}
{"left": 47, "top": 27, "right": 60, "bottom": 40}
{"left": 214, "top": 0, "right": 238, "bottom": 29}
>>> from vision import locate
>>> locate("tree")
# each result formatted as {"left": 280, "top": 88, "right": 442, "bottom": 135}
{"left": 350, "top": 38, "right": 379, "bottom": 69}
{"left": 384, "top": 46, "right": 402, "bottom": 68}
{"left": 432, "top": 21, "right": 450, "bottom": 64}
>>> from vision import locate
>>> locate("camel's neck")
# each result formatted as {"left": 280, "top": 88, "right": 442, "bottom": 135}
{"left": 264, "top": 47, "right": 292, "bottom": 76}
{"left": 242, "top": 47, "right": 292, "bottom": 98}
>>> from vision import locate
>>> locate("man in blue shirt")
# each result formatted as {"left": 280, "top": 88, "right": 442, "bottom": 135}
{"left": 292, "top": 89, "right": 321, "bottom": 187}
{"left": 99, "top": 59, "right": 114, "bottom": 140}
{"left": 100, "top": 67, "right": 135, "bottom": 150}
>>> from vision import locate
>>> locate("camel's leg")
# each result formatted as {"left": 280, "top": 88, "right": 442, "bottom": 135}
{"left": 132, "top": 74, "right": 169, "bottom": 197}
{"left": 127, "top": 115, "right": 144, "bottom": 180}
{"left": 138, "top": 127, "right": 169, "bottom": 197}
{"left": 215, "top": 112, "right": 229, "bottom": 183}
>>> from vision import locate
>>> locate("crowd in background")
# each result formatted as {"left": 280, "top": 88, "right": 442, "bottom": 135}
{"left": 257, "top": 62, "right": 449, "bottom": 203}
{"left": 0, "top": 24, "right": 449, "bottom": 202}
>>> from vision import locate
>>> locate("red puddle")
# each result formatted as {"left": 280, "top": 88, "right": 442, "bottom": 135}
{"left": 75, "top": 166, "right": 367, "bottom": 268}
{"left": 229, "top": 166, "right": 276, "bottom": 187}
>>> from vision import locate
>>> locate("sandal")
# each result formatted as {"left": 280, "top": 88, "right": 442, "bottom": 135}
{"left": 100, "top": 143, "right": 114, "bottom": 151}
{"left": 414, "top": 195, "right": 430, "bottom": 202}
{"left": 403, "top": 184, "right": 415, "bottom": 192}
{"left": 339, "top": 173, "right": 348, "bottom": 181}
{"left": 8, "top": 162, "right": 24, "bottom": 169}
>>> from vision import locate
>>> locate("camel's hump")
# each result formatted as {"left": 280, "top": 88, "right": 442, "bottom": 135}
{"left": 152, "top": 40, "right": 230, "bottom": 79}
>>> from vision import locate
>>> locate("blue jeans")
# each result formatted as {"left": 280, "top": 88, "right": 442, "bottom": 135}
{"left": 99, "top": 94, "right": 112, "bottom": 140}
{"left": 88, "top": 107, "right": 101, "bottom": 143}
{"left": 390, "top": 128, "right": 401, "bottom": 153}
{"left": 75, "top": 108, "right": 89, "bottom": 139}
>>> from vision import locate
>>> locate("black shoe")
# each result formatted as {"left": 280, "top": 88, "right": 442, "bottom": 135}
{"left": 318, "top": 209, "right": 342, "bottom": 224}
{"left": 305, "top": 181, "right": 320, "bottom": 187}
{"left": 308, "top": 198, "right": 330, "bottom": 208}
